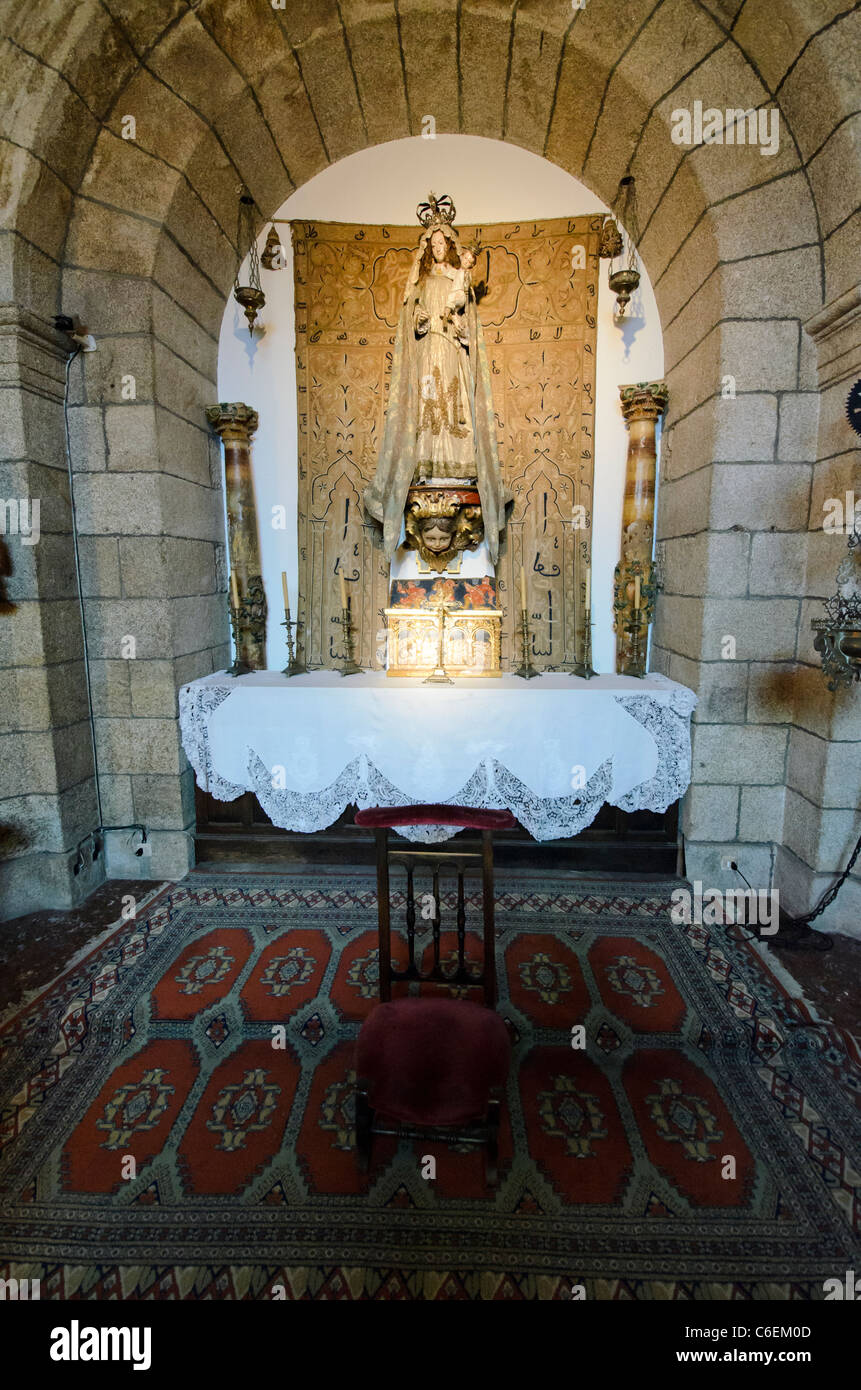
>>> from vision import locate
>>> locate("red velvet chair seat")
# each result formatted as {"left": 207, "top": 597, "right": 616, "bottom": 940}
{"left": 356, "top": 997, "right": 511, "bottom": 1126}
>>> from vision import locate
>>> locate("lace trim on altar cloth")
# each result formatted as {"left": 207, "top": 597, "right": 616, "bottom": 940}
{"left": 636, "top": 670, "right": 699, "bottom": 721}
{"left": 179, "top": 677, "right": 696, "bottom": 843}
{"left": 178, "top": 683, "right": 245, "bottom": 803}
{"left": 248, "top": 751, "right": 614, "bottom": 843}
{"left": 613, "top": 692, "right": 695, "bottom": 813}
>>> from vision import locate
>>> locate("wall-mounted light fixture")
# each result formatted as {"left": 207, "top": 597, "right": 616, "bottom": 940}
{"left": 261, "top": 224, "right": 287, "bottom": 271}
{"left": 599, "top": 217, "right": 623, "bottom": 260}
{"left": 233, "top": 188, "right": 265, "bottom": 335}
{"left": 812, "top": 525, "right": 861, "bottom": 689}
{"left": 608, "top": 176, "right": 641, "bottom": 317}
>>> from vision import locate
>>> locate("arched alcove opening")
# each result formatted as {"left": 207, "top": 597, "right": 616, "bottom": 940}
{"left": 216, "top": 134, "right": 664, "bottom": 673}
{"left": 1, "top": 0, "right": 857, "bottom": 931}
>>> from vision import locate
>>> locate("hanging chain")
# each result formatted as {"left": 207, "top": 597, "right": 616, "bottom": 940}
{"left": 234, "top": 191, "right": 261, "bottom": 294}
{"left": 786, "top": 826, "right": 861, "bottom": 927}
{"left": 247, "top": 220, "right": 261, "bottom": 293}
{"left": 620, "top": 177, "right": 640, "bottom": 272}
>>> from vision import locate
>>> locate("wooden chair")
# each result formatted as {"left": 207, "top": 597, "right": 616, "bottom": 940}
{"left": 353, "top": 805, "right": 516, "bottom": 1184}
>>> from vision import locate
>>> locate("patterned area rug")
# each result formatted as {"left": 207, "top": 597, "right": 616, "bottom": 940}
{"left": 1, "top": 874, "right": 858, "bottom": 1301}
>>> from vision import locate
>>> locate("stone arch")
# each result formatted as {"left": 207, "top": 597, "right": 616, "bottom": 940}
{"left": 1, "top": 0, "right": 858, "bottom": 926}
{"left": 6, "top": 3, "right": 856, "bottom": 305}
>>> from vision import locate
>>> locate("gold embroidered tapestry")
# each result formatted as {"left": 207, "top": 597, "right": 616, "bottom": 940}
{"left": 292, "top": 215, "right": 601, "bottom": 670}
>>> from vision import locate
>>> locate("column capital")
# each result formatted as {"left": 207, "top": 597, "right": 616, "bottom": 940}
{"left": 206, "top": 402, "right": 259, "bottom": 442}
{"left": 619, "top": 381, "right": 668, "bottom": 423}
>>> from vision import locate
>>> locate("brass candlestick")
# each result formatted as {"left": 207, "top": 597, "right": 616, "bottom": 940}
{"left": 514, "top": 607, "right": 539, "bottom": 679}
{"left": 613, "top": 558, "right": 656, "bottom": 677}
{"left": 623, "top": 605, "right": 646, "bottom": 678}
{"left": 573, "top": 614, "right": 597, "bottom": 679}
{"left": 424, "top": 602, "right": 454, "bottom": 684}
{"left": 226, "top": 595, "right": 252, "bottom": 677}
{"left": 281, "top": 606, "right": 306, "bottom": 677}
{"left": 339, "top": 604, "right": 363, "bottom": 676}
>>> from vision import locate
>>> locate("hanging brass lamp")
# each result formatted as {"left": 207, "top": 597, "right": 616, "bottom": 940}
{"left": 233, "top": 189, "right": 265, "bottom": 335}
{"left": 608, "top": 176, "right": 641, "bottom": 316}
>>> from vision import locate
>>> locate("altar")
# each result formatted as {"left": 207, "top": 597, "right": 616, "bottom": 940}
{"left": 179, "top": 671, "right": 697, "bottom": 844}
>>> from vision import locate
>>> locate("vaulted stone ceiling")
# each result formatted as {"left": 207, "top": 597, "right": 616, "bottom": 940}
{"left": 2, "top": 0, "right": 858, "bottom": 345}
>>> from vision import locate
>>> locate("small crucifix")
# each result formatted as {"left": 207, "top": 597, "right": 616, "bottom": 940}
{"left": 423, "top": 598, "right": 454, "bottom": 684}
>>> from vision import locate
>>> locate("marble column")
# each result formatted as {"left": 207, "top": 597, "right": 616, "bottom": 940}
{"left": 614, "top": 381, "right": 668, "bottom": 675}
{"left": 206, "top": 402, "right": 266, "bottom": 671}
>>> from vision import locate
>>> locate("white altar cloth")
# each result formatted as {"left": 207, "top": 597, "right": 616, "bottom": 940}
{"left": 179, "top": 670, "right": 697, "bottom": 843}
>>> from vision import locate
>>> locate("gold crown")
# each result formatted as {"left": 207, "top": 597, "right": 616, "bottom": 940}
{"left": 416, "top": 192, "right": 456, "bottom": 229}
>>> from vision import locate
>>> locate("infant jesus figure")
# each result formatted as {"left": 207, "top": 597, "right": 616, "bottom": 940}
{"left": 444, "top": 244, "right": 478, "bottom": 335}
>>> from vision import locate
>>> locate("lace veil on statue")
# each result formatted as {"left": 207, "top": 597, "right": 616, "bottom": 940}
{"left": 363, "top": 193, "right": 510, "bottom": 562}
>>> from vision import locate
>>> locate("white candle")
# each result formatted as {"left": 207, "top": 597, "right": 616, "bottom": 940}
{"left": 634, "top": 575, "right": 641, "bottom": 610}
{"left": 230, "top": 571, "right": 239, "bottom": 609}
{"left": 339, "top": 571, "right": 348, "bottom": 610}
{"left": 281, "top": 571, "right": 289, "bottom": 612}
{"left": 584, "top": 565, "right": 591, "bottom": 613}
{"left": 519, "top": 565, "right": 527, "bottom": 611}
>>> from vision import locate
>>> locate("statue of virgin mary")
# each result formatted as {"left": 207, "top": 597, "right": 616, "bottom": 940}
{"left": 363, "top": 193, "right": 510, "bottom": 564}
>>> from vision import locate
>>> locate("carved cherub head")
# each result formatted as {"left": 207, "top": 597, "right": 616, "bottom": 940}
{"left": 420, "top": 515, "right": 456, "bottom": 554}
{"left": 404, "top": 492, "right": 485, "bottom": 571}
